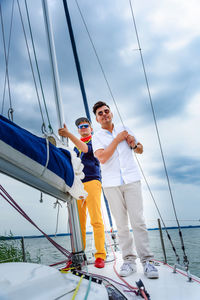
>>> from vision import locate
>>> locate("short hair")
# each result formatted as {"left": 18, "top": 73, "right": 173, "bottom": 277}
{"left": 75, "top": 117, "right": 91, "bottom": 127}
{"left": 93, "top": 101, "right": 110, "bottom": 115}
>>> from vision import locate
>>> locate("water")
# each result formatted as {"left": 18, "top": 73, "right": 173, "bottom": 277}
{"left": 11, "top": 227, "right": 200, "bottom": 278}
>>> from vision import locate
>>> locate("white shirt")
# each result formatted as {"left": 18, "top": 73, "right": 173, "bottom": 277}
{"left": 92, "top": 124, "right": 141, "bottom": 187}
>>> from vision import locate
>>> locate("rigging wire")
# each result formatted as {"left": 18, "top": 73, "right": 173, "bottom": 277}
{"left": 75, "top": 0, "right": 188, "bottom": 266}
{"left": 0, "top": 1, "right": 14, "bottom": 120}
{"left": 0, "top": 184, "right": 71, "bottom": 258}
{"left": 134, "top": 156, "right": 181, "bottom": 263}
{"left": 129, "top": 0, "right": 189, "bottom": 267}
{"left": 54, "top": 199, "right": 62, "bottom": 236}
{"left": 16, "top": 0, "right": 47, "bottom": 133}
{"left": 1, "top": 0, "right": 189, "bottom": 271}
{"left": 74, "top": 0, "right": 125, "bottom": 238}
{"left": 74, "top": 0, "right": 125, "bottom": 128}
{"left": 24, "top": 0, "right": 53, "bottom": 133}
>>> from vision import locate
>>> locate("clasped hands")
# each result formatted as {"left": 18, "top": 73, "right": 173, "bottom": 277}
{"left": 116, "top": 130, "right": 136, "bottom": 148}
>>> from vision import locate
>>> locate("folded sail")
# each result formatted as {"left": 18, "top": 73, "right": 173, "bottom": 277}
{"left": 0, "top": 115, "right": 87, "bottom": 201}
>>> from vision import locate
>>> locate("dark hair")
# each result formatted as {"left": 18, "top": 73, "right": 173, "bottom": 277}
{"left": 93, "top": 101, "right": 110, "bottom": 115}
{"left": 75, "top": 117, "right": 91, "bottom": 127}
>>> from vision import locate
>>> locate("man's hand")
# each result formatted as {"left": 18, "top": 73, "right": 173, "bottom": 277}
{"left": 126, "top": 134, "right": 136, "bottom": 148}
{"left": 58, "top": 124, "right": 69, "bottom": 138}
{"left": 95, "top": 130, "right": 129, "bottom": 164}
{"left": 116, "top": 130, "right": 129, "bottom": 143}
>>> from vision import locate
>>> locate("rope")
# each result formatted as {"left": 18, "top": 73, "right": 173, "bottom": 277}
{"left": 49, "top": 259, "right": 68, "bottom": 267}
{"left": 0, "top": 2, "right": 14, "bottom": 120}
{"left": 107, "top": 234, "right": 149, "bottom": 299}
{"left": 0, "top": 0, "right": 14, "bottom": 116}
{"left": 83, "top": 276, "right": 91, "bottom": 300}
{"left": 8, "top": 107, "right": 14, "bottom": 121}
{"left": 78, "top": 269, "right": 137, "bottom": 295}
{"left": 129, "top": 0, "right": 189, "bottom": 267}
{"left": 60, "top": 266, "right": 76, "bottom": 273}
{"left": 16, "top": 0, "right": 47, "bottom": 133}
{"left": 71, "top": 274, "right": 84, "bottom": 300}
{"left": 24, "top": 0, "right": 53, "bottom": 133}
{"left": 40, "top": 136, "right": 50, "bottom": 177}
{"left": 0, "top": 185, "right": 71, "bottom": 258}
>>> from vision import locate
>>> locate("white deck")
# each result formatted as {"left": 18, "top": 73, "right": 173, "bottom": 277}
{"left": 0, "top": 262, "right": 108, "bottom": 300}
{"left": 87, "top": 252, "right": 200, "bottom": 300}
{"left": 0, "top": 253, "right": 199, "bottom": 300}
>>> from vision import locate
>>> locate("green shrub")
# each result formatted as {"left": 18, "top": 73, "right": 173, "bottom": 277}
{"left": 0, "top": 233, "right": 41, "bottom": 264}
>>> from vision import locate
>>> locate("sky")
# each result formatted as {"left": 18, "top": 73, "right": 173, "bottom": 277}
{"left": 0, "top": 0, "right": 200, "bottom": 236}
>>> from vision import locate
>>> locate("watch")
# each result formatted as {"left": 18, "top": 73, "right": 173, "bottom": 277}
{"left": 133, "top": 144, "right": 137, "bottom": 150}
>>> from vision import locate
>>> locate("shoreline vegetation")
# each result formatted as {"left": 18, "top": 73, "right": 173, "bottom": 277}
{"left": 0, "top": 232, "right": 41, "bottom": 264}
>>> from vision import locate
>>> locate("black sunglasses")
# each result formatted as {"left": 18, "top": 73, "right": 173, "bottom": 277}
{"left": 97, "top": 109, "right": 110, "bottom": 116}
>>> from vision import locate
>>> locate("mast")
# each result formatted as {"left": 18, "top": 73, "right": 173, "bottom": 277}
{"left": 62, "top": 0, "right": 115, "bottom": 237}
{"left": 41, "top": 0, "right": 65, "bottom": 129}
{"left": 62, "top": 0, "right": 91, "bottom": 122}
{"left": 41, "top": 0, "right": 84, "bottom": 264}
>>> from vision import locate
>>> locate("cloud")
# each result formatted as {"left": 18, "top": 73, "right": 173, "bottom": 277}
{"left": 1, "top": 0, "right": 200, "bottom": 234}
{"left": 148, "top": 156, "right": 200, "bottom": 186}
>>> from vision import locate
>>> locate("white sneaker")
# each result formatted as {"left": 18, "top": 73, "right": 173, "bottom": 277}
{"left": 119, "top": 262, "right": 137, "bottom": 277}
{"left": 144, "top": 261, "right": 159, "bottom": 279}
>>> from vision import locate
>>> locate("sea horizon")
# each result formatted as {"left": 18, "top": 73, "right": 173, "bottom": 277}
{"left": 1, "top": 224, "right": 200, "bottom": 240}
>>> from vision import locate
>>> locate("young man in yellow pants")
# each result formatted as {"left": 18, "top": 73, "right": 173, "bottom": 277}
{"left": 58, "top": 117, "right": 106, "bottom": 268}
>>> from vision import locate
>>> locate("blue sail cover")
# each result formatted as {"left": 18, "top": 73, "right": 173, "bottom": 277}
{"left": 0, "top": 115, "right": 74, "bottom": 187}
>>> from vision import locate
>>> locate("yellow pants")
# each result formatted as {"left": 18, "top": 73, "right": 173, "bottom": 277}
{"left": 77, "top": 180, "right": 106, "bottom": 260}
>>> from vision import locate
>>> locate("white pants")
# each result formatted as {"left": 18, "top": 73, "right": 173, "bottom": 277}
{"left": 103, "top": 181, "right": 153, "bottom": 264}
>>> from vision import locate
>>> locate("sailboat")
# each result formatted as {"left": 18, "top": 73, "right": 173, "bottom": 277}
{"left": 0, "top": 0, "right": 200, "bottom": 299}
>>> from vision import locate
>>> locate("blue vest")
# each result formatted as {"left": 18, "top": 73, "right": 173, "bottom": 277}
{"left": 74, "top": 140, "right": 101, "bottom": 183}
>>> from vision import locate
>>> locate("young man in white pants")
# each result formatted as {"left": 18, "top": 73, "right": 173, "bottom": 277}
{"left": 92, "top": 101, "right": 159, "bottom": 279}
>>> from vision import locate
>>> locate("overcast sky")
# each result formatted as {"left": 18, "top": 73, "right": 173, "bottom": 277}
{"left": 0, "top": 0, "right": 200, "bottom": 236}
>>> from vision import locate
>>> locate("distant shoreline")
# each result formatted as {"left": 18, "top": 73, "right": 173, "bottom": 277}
{"left": 1, "top": 225, "right": 200, "bottom": 240}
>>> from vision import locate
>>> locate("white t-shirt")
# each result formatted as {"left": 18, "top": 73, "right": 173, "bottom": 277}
{"left": 92, "top": 124, "right": 141, "bottom": 187}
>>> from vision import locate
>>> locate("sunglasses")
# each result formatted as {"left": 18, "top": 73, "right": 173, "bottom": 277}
{"left": 78, "top": 123, "right": 89, "bottom": 129}
{"left": 97, "top": 109, "right": 110, "bottom": 116}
